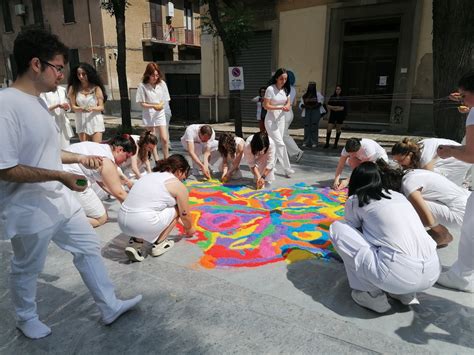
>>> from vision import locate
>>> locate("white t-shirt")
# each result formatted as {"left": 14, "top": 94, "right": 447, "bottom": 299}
{"left": 264, "top": 84, "right": 288, "bottom": 120}
{"left": 401, "top": 169, "right": 470, "bottom": 210}
{"left": 181, "top": 124, "right": 216, "bottom": 149}
{"left": 0, "top": 88, "right": 80, "bottom": 239}
{"left": 344, "top": 190, "right": 437, "bottom": 259}
{"left": 63, "top": 142, "right": 115, "bottom": 183}
{"left": 244, "top": 135, "right": 276, "bottom": 170}
{"left": 136, "top": 81, "right": 170, "bottom": 122}
{"left": 341, "top": 138, "right": 388, "bottom": 162}
{"left": 419, "top": 138, "right": 460, "bottom": 167}
{"left": 251, "top": 96, "right": 263, "bottom": 120}
{"left": 122, "top": 172, "right": 176, "bottom": 212}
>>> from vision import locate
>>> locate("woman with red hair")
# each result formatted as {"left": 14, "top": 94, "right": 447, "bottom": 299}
{"left": 136, "top": 63, "right": 171, "bottom": 161}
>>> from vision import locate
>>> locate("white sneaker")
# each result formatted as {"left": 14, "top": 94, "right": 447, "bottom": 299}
{"left": 150, "top": 239, "right": 175, "bottom": 257}
{"left": 351, "top": 290, "right": 391, "bottom": 313}
{"left": 389, "top": 292, "right": 420, "bottom": 305}
{"left": 437, "top": 270, "right": 474, "bottom": 293}
{"left": 295, "top": 150, "right": 304, "bottom": 163}
{"left": 17, "top": 318, "right": 52, "bottom": 339}
{"left": 285, "top": 169, "right": 295, "bottom": 178}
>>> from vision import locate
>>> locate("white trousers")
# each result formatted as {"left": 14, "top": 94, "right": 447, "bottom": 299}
{"left": 329, "top": 221, "right": 440, "bottom": 294}
{"left": 9, "top": 209, "right": 120, "bottom": 322}
{"left": 449, "top": 193, "right": 474, "bottom": 284}
{"left": 283, "top": 110, "right": 302, "bottom": 158}
{"left": 265, "top": 116, "right": 292, "bottom": 172}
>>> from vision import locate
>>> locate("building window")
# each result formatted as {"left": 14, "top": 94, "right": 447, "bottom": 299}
{"left": 32, "top": 0, "right": 44, "bottom": 24}
{"left": 62, "top": 0, "right": 75, "bottom": 23}
{"left": 2, "top": 1, "right": 13, "bottom": 33}
{"left": 68, "top": 49, "right": 79, "bottom": 72}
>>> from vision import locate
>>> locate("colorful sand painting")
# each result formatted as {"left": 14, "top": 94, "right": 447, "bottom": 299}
{"left": 180, "top": 181, "right": 347, "bottom": 269}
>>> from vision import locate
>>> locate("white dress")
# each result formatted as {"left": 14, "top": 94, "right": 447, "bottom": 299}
{"left": 136, "top": 81, "right": 170, "bottom": 127}
{"left": 74, "top": 88, "right": 105, "bottom": 135}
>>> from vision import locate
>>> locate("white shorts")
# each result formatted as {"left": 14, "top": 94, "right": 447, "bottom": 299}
{"left": 142, "top": 109, "right": 167, "bottom": 127}
{"left": 73, "top": 187, "right": 106, "bottom": 218}
{"left": 118, "top": 206, "right": 177, "bottom": 243}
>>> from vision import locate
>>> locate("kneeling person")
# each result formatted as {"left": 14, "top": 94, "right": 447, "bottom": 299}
{"left": 119, "top": 154, "right": 196, "bottom": 262}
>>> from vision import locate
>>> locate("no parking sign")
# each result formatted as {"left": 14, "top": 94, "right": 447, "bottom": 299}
{"left": 228, "top": 66, "right": 245, "bottom": 91}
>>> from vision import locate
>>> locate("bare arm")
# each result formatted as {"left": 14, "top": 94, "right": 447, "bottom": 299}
{"left": 139, "top": 102, "right": 164, "bottom": 110}
{"left": 333, "top": 155, "right": 349, "bottom": 190}
{"left": 100, "top": 159, "right": 127, "bottom": 203}
{"left": 130, "top": 155, "right": 142, "bottom": 179}
{"left": 421, "top": 158, "right": 437, "bottom": 171}
{"left": 61, "top": 150, "right": 103, "bottom": 169}
{"left": 68, "top": 87, "right": 83, "bottom": 112}
{"left": 186, "top": 141, "right": 204, "bottom": 170}
{"left": 437, "top": 126, "right": 474, "bottom": 163}
{"left": 0, "top": 165, "right": 87, "bottom": 192}
{"left": 89, "top": 87, "right": 104, "bottom": 112}
{"left": 166, "top": 180, "right": 195, "bottom": 235}
{"left": 407, "top": 190, "right": 436, "bottom": 227}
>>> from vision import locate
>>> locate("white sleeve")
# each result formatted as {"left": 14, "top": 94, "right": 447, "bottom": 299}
{"left": 401, "top": 174, "right": 423, "bottom": 197}
{"left": 251, "top": 96, "right": 260, "bottom": 102}
{"left": 0, "top": 115, "right": 20, "bottom": 169}
{"left": 264, "top": 86, "right": 273, "bottom": 100}
{"left": 135, "top": 84, "right": 147, "bottom": 103}
{"left": 183, "top": 126, "right": 194, "bottom": 142}
{"left": 39, "top": 93, "right": 50, "bottom": 106}
{"left": 419, "top": 140, "right": 437, "bottom": 167}
{"left": 161, "top": 81, "right": 171, "bottom": 102}
{"left": 340, "top": 147, "right": 349, "bottom": 157}
{"left": 343, "top": 198, "right": 362, "bottom": 229}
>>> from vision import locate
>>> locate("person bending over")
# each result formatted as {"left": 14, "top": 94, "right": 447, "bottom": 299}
{"left": 244, "top": 132, "right": 276, "bottom": 189}
{"left": 218, "top": 132, "right": 245, "bottom": 183}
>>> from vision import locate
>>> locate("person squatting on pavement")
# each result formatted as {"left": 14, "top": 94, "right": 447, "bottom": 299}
{"left": 0, "top": 29, "right": 141, "bottom": 340}
{"left": 330, "top": 162, "right": 440, "bottom": 313}
{"left": 218, "top": 132, "right": 245, "bottom": 183}
{"left": 120, "top": 154, "right": 196, "bottom": 262}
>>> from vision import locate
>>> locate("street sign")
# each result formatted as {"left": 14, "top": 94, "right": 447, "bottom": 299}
{"left": 228, "top": 66, "right": 245, "bottom": 91}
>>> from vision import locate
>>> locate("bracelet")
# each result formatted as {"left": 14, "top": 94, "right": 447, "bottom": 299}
{"left": 261, "top": 174, "right": 266, "bottom": 180}
{"left": 425, "top": 223, "right": 439, "bottom": 230}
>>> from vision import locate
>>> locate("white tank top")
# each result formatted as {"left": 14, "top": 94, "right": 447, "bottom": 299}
{"left": 63, "top": 142, "right": 114, "bottom": 183}
{"left": 122, "top": 172, "right": 177, "bottom": 212}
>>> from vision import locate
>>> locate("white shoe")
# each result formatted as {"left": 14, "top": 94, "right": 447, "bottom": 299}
{"left": 17, "top": 318, "right": 51, "bottom": 339}
{"left": 150, "top": 239, "right": 175, "bottom": 257}
{"left": 351, "top": 290, "right": 391, "bottom": 313}
{"left": 437, "top": 270, "right": 474, "bottom": 293}
{"left": 295, "top": 150, "right": 304, "bottom": 163}
{"left": 102, "top": 295, "right": 143, "bottom": 325}
{"left": 125, "top": 246, "right": 145, "bottom": 262}
{"left": 285, "top": 169, "right": 295, "bottom": 178}
{"left": 389, "top": 292, "right": 420, "bottom": 305}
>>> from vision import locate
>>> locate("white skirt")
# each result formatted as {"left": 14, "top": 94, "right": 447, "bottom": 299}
{"left": 75, "top": 112, "right": 105, "bottom": 135}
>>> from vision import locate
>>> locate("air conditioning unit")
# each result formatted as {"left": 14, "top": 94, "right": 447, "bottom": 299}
{"left": 167, "top": 2, "right": 174, "bottom": 17}
{"left": 14, "top": 4, "right": 26, "bottom": 16}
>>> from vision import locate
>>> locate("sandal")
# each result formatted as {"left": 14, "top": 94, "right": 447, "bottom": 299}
{"left": 150, "top": 239, "right": 175, "bottom": 257}
{"left": 125, "top": 246, "right": 145, "bottom": 262}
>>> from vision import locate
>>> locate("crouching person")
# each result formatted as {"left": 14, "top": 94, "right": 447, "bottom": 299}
{"left": 119, "top": 154, "right": 196, "bottom": 262}
{"left": 329, "top": 162, "right": 440, "bottom": 313}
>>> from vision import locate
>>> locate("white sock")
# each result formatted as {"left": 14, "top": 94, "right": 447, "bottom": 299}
{"left": 102, "top": 295, "right": 142, "bottom": 325}
{"left": 17, "top": 318, "right": 51, "bottom": 339}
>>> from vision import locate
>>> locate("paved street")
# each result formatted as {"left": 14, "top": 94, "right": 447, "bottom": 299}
{"left": 0, "top": 126, "right": 472, "bottom": 354}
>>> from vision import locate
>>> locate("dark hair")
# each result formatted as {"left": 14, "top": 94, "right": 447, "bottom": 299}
{"left": 137, "top": 131, "right": 158, "bottom": 164}
{"left": 142, "top": 62, "right": 164, "bottom": 84}
{"left": 108, "top": 134, "right": 137, "bottom": 155}
{"left": 250, "top": 132, "right": 270, "bottom": 155}
{"left": 268, "top": 68, "right": 290, "bottom": 96}
{"left": 348, "top": 162, "right": 392, "bottom": 207}
{"left": 332, "top": 85, "right": 343, "bottom": 96}
{"left": 13, "top": 29, "right": 69, "bottom": 76}
{"left": 258, "top": 86, "right": 266, "bottom": 95}
{"left": 376, "top": 159, "right": 404, "bottom": 192}
{"left": 391, "top": 138, "right": 422, "bottom": 169}
{"left": 199, "top": 125, "right": 213, "bottom": 137}
{"left": 458, "top": 71, "right": 474, "bottom": 93}
{"left": 153, "top": 154, "right": 190, "bottom": 175}
{"left": 303, "top": 82, "right": 317, "bottom": 100}
{"left": 218, "top": 133, "right": 237, "bottom": 158}
{"left": 345, "top": 138, "right": 362, "bottom": 153}
{"left": 68, "top": 62, "right": 108, "bottom": 102}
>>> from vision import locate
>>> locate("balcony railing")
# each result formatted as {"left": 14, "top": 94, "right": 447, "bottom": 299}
{"left": 142, "top": 22, "right": 200, "bottom": 47}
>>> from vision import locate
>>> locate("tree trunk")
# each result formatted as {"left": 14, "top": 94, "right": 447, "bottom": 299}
{"left": 432, "top": 0, "right": 474, "bottom": 141}
{"left": 115, "top": 10, "right": 132, "bottom": 133}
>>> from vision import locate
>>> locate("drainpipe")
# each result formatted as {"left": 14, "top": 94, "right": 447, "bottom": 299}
{"left": 214, "top": 36, "right": 219, "bottom": 123}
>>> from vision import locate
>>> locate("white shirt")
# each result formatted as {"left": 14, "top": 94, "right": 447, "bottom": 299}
{"left": 341, "top": 138, "right": 388, "bottom": 162}
{"left": 63, "top": 142, "right": 115, "bottom": 184}
{"left": 419, "top": 138, "right": 460, "bottom": 167}
{"left": 264, "top": 84, "right": 288, "bottom": 120}
{"left": 251, "top": 96, "right": 263, "bottom": 120}
{"left": 401, "top": 169, "right": 470, "bottom": 210}
{"left": 344, "top": 190, "right": 437, "bottom": 259}
{"left": 136, "top": 81, "right": 170, "bottom": 121}
{"left": 0, "top": 88, "right": 79, "bottom": 239}
{"left": 244, "top": 135, "right": 276, "bottom": 170}
{"left": 122, "top": 172, "right": 176, "bottom": 212}
{"left": 181, "top": 124, "right": 216, "bottom": 149}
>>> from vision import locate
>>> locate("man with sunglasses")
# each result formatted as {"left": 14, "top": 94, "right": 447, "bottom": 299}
{"left": 0, "top": 29, "right": 141, "bottom": 339}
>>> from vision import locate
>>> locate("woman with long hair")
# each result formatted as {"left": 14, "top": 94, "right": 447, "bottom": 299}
{"left": 392, "top": 137, "right": 471, "bottom": 186}
{"left": 120, "top": 131, "right": 158, "bottom": 182}
{"left": 120, "top": 154, "right": 195, "bottom": 262}
{"left": 263, "top": 68, "right": 294, "bottom": 177}
{"left": 63, "top": 135, "right": 137, "bottom": 227}
{"left": 325, "top": 85, "right": 347, "bottom": 149}
{"left": 299, "top": 81, "right": 325, "bottom": 148}
{"left": 218, "top": 132, "right": 245, "bottom": 182}
{"left": 243, "top": 132, "right": 276, "bottom": 189}
{"left": 330, "top": 162, "right": 440, "bottom": 313}
{"left": 136, "top": 63, "right": 171, "bottom": 162}
{"left": 68, "top": 62, "right": 107, "bottom": 142}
